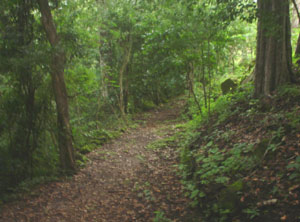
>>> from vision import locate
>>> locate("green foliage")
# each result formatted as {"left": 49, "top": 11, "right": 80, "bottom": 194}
{"left": 178, "top": 85, "right": 261, "bottom": 220}
{"left": 187, "top": 83, "right": 255, "bottom": 125}
{"left": 285, "top": 107, "right": 300, "bottom": 131}
{"left": 134, "top": 181, "right": 155, "bottom": 201}
{"left": 242, "top": 207, "right": 260, "bottom": 219}
{"left": 287, "top": 156, "right": 300, "bottom": 181}
{"left": 146, "top": 136, "right": 177, "bottom": 150}
{"left": 153, "top": 211, "right": 171, "bottom": 222}
{"left": 277, "top": 84, "right": 300, "bottom": 98}
{"left": 0, "top": 175, "right": 59, "bottom": 203}
{"left": 0, "top": 0, "right": 258, "bottom": 208}
{"left": 0, "top": 0, "right": 102, "bottom": 197}
{"left": 180, "top": 135, "right": 256, "bottom": 217}
{"left": 181, "top": 141, "right": 255, "bottom": 185}
{"left": 179, "top": 79, "right": 300, "bottom": 221}
{"left": 3, "top": 1, "right": 300, "bottom": 221}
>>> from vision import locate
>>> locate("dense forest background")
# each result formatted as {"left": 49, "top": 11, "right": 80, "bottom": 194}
{"left": 0, "top": 0, "right": 300, "bottom": 221}
{"left": 0, "top": 0, "right": 255, "bottom": 190}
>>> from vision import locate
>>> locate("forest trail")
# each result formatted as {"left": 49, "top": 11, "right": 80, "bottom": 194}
{"left": 0, "top": 98, "right": 194, "bottom": 222}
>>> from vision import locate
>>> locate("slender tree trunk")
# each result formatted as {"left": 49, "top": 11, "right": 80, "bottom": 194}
{"left": 119, "top": 35, "right": 132, "bottom": 117}
{"left": 97, "top": 0, "right": 109, "bottom": 99}
{"left": 200, "top": 46, "right": 208, "bottom": 109}
{"left": 37, "top": 0, "right": 76, "bottom": 173}
{"left": 24, "top": 76, "right": 36, "bottom": 177}
{"left": 99, "top": 36, "right": 108, "bottom": 99}
{"left": 207, "top": 39, "right": 212, "bottom": 115}
{"left": 187, "top": 62, "right": 194, "bottom": 97}
{"left": 295, "top": 34, "right": 300, "bottom": 57}
{"left": 292, "top": 0, "right": 300, "bottom": 57}
{"left": 187, "top": 62, "right": 202, "bottom": 115}
{"left": 124, "top": 65, "right": 129, "bottom": 114}
{"left": 254, "top": 0, "right": 293, "bottom": 97}
{"left": 15, "top": 2, "right": 37, "bottom": 176}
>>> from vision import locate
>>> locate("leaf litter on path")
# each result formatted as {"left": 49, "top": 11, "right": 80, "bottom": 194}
{"left": 0, "top": 98, "right": 195, "bottom": 222}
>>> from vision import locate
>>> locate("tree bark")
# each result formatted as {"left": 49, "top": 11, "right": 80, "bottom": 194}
{"left": 254, "top": 0, "right": 293, "bottom": 97}
{"left": 119, "top": 35, "right": 132, "bottom": 117}
{"left": 292, "top": 0, "right": 300, "bottom": 56}
{"left": 37, "top": 0, "right": 76, "bottom": 173}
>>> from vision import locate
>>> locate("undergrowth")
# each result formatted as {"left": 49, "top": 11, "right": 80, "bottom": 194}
{"left": 177, "top": 84, "right": 300, "bottom": 221}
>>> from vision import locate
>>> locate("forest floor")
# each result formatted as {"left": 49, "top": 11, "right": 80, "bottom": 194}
{"left": 0, "top": 97, "right": 196, "bottom": 222}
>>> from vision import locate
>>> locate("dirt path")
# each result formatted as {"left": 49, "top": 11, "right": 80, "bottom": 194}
{"left": 0, "top": 98, "right": 194, "bottom": 222}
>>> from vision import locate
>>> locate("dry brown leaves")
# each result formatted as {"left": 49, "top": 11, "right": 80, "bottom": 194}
{"left": 0, "top": 98, "right": 193, "bottom": 222}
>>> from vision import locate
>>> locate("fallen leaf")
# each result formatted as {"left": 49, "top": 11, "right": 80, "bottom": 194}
{"left": 288, "top": 185, "right": 299, "bottom": 192}
{"left": 280, "top": 215, "right": 287, "bottom": 221}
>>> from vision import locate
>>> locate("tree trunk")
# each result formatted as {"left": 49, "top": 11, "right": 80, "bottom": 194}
{"left": 124, "top": 65, "right": 129, "bottom": 114}
{"left": 200, "top": 46, "right": 208, "bottom": 109}
{"left": 292, "top": 0, "right": 300, "bottom": 57}
{"left": 254, "top": 0, "right": 293, "bottom": 97}
{"left": 37, "top": 0, "right": 76, "bottom": 173}
{"left": 295, "top": 34, "right": 300, "bottom": 57}
{"left": 119, "top": 35, "right": 133, "bottom": 117}
{"left": 97, "top": 0, "right": 109, "bottom": 99}
{"left": 187, "top": 62, "right": 202, "bottom": 115}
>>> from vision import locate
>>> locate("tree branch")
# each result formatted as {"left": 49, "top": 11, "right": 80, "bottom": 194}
{"left": 292, "top": 0, "right": 300, "bottom": 24}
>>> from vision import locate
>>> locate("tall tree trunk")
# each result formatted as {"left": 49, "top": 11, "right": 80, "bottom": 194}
{"left": 37, "top": 0, "right": 76, "bottom": 173}
{"left": 292, "top": 0, "right": 300, "bottom": 57}
{"left": 97, "top": 0, "right": 109, "bottom": 99}
{"left": 119, "top": 35, "right": 133, "bottom": 118}
{"left": 14, "top": 1, "right": 37, "bottom": 177}
{"left": 254, "top": 0, "right": 293, "bottom": 97}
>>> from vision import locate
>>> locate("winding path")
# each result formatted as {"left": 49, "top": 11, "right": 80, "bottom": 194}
{"left": 0, "top": 98, "right": 195, "bottom": 222}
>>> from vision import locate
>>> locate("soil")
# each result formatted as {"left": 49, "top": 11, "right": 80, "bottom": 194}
{"left": 0, "top": 98, "right": 194, "bottom": 222}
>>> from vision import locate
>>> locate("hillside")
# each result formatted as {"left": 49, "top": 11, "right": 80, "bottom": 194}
{"left": 177, "top": 84, "right": 300, "bottom": 221}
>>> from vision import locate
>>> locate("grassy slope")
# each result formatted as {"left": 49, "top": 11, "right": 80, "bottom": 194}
{"left": 178, "top": 84, "right": 300, "bottom": 221}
